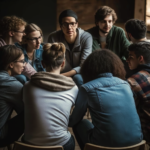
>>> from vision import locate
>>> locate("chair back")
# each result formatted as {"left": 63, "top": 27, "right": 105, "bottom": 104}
{"left": 84, "top": 140, "right": 147, "bottom": 150}
{"left": 13, "top": 141, "right": 64, "bottom": 150}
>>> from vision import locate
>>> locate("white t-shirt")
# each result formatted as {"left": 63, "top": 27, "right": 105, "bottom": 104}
{"left": 23, "top": 81, "right": 78, "bottom": 146}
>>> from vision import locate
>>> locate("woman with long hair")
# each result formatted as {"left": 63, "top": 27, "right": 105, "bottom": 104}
{"left": 16, "top": 23, "right": 44, "bottom": 72}
{"left": 0, "top": 45, "right": 25, "bottom": 147}
{"left": 23, "top": 43, "right": 78, "bottom": 150}
{"left": 69, "top": 49, "right": 143, "bottom": 149}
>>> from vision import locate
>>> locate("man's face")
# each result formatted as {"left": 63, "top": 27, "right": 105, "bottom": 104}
{"left": 61, "top": 17, "right": 78, "bottom": 37}
{"left": 127, "top": 51, "right": 140, "bottom": 70}
{"left": 97, "top": 15, "right": 113, "bottom": 34}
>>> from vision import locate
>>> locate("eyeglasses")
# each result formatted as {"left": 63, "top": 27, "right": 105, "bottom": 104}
{"left": 14, "top": 30, "right": 25, "bottom": 33}
{"left": 61, "top": 22, "right": 77, "bottom": 28}
{"left": 14, "top": 60, "right": 26, "bottom": 65}
{"left": 27, "top": 35, "right": 42, "bottom": 43}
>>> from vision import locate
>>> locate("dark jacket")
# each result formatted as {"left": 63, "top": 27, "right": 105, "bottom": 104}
{"left": 87, "top": 26, "right": 130, "bottom": 59}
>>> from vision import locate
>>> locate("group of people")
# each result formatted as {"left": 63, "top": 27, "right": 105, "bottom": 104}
{"left": 0, "top": 5, "right": 150, "bottom": 150}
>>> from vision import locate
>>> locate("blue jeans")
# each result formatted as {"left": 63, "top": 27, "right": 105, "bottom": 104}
{"left": 73, "top": 119, "right": 94, "bottom": 150}
{"left": 63, "top": 135, "right": 75, "bottom": 150}
{"left": 73, "top": 74, "right": 83, "bottom": 88}
{"left": 15, "top": 74, "right": 28, "bottom": 85}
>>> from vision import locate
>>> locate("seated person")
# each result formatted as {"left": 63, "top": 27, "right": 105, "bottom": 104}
{"left": 16, "top": 23, "right": 45, "bottom": 72}
{"left": 0, "top": 45, "right": 25, "bottom": 147}
{"left": 127, "top": 42, "right": 150, "bottom": 144}
{"left": 0, "top": 16, "right": 36, "bottom": 84}
{"left": 69, "top": 49, "right": 143, "bottom": 150}
{"left": 23, "top": 43, "right": 78, "bottom": 150}
{"left": 48, "top": 9, "right": 92, "bottom": 78}
{"left": 87, "top": 6, "right": 130, "bottom": 60}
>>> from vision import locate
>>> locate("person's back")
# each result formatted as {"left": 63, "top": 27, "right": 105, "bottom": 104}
{"left": 69, "top": 49, "right": 143, "bottom": 150}
{"left": 23, "top": 73, "right": 78, "bottom": 145}
{"left": 23, "top": 43, "right": 78, "bottom": 150}
{"left": 83, "top": 74, "right": 142, "bottom": 146}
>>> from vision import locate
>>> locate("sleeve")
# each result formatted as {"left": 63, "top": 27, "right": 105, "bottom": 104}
{"left": 69, "top": 86, "right": 88, "bottom": 127}
{"left": 73, "top": 34, "right": 93, "bottom": 73}
{"left": 6, "top": 81, "right": 24, "bottom": 114}
{"left": 120, "top": 29, "right": 130, "bottom": 59}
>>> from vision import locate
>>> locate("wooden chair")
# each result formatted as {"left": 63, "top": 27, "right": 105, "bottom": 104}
{"left": 84, "top": 140, "right": 148, "bottom": 150}
{"left": 13, "top": 141, "right": 64, "bottom": 150}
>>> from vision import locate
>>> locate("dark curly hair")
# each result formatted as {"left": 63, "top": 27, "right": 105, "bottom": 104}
{"left": 81, "top": 49, "right": 126, "bottom": 83}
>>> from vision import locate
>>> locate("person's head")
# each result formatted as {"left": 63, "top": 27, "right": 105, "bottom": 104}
{"left": 42, "top": 43, "right": 66, "bottom": 73}
{"left": 59, "top": 9, "right": 78, "bottom": 37}
{"left": 125, "top": 19, "right": 147, "bottom": 41}
{"left": 81, "top": 49, "right": 126, "bottom": 83}
{"left": 127, "top": 42, "right": 150, "bottom": 70}
{"left": 0, "top": 45, "right": 25, "bottom": 76}
{"left": 0, "top": 16, "right": 26, "bottom": 43}
{"left": 95, "top": 6, "right": 117, "bottom": 34}
{"left": 22, "top": 23, "right": 43, "bottom": 50}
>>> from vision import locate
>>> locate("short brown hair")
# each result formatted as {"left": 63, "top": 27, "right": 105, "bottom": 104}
{"left": 95, "top": 6, "right": 117, "bottom": 25}
{"left": 43, "top": 43, "right": 66, "bottom": 71}
{"left": 0, "top": 45, "right": 23, "bottom": 70}
{"left": 81, "top": 49, "right": 126, "bottom": 83}
{"left": 0, "top": 16, "right": 27, "bottom": 37}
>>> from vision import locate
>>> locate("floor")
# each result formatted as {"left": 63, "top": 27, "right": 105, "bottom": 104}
{"left": 0, "top": 110, "right": 92, "bottom": 150}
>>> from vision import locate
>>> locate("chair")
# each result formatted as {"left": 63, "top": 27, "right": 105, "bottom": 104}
{"left": 13, "top": 141, "right": 64, "bottom": 150}
{"left": 84, "top": 140, "right": 148, "bottom": 150}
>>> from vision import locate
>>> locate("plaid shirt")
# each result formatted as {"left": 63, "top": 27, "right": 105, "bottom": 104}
{"left": 128, "top": 70, "right": 150, "bottom": 143}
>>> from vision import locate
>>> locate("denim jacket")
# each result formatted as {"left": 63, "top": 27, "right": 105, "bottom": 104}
{"left": 15, "top": 43, "right": 45, "bottom": 72}
{"left": 69, "top": 73, "right": 143, "bottom": 147}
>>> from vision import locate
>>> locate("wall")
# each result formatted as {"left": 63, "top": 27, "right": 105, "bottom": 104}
{"left": 0, "top": 0, "right": 56, "bottom": 43}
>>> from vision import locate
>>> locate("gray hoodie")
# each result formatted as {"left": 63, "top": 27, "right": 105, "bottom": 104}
{"left": 48, "top": 28, "right": 92, "bottom": 73}
{"left": 23, "top": 72, "right": 78, "bottom": 146}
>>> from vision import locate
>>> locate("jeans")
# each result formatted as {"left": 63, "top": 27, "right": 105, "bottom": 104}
{"left": 73, "top": 119, "right": 94, "bottom": 150}
{"left": 0, "top": 112, "right": 24, "bottom": 147}
{"left": 15, "top": 74, "right": 28, "bottom": 85}
{"left": 63, "top": 135, "right": 75, "bottom": 150}
{"left": 73, "top": 74, "right": 83, "bottom": 88}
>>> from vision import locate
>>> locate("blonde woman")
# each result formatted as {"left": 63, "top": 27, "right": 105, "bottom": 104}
{"left": 16, "top": 23, "right": 44, "bottom": 72}
{"left": 23, "top": 43, "right": 78, "bottom": 150}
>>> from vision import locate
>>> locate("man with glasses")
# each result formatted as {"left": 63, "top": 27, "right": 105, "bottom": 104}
{"left": 48, "top": 9, "right": 92, "bottom": 79}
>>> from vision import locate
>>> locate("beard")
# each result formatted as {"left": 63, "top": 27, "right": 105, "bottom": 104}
{"left": 99, "top": 27, "right": 109, "bottom": 34}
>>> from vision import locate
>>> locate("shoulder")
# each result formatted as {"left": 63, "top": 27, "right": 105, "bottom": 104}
{"left": 78, "top": 28, "right": 92, "bottom": 41}
{"left": 82, "top": 76, "right": 129, "bottom": 92}
{"left": 48, "top": 30, "right": 62, "bottom": 40}
{"left": 112, "top": 25, "right": 125, "bottom": 34}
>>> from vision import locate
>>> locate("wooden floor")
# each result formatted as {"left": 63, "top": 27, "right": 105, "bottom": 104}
{"left": 0, "top": 110, "right": 92, "bottom": 150}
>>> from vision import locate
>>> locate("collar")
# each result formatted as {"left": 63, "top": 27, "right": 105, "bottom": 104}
{"left": 60, "top": 28, "right": 80, "bottom": 51}
{"left": 134, "top": 63, "right": 150, "bottom": 74}
{"left": 98, "top": 73, "right": 113, "bottom": 78}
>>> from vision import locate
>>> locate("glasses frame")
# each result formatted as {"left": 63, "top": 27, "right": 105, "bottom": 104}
{"left": 27, "top": 35, "right": 42, "bottom": 43}
{"left": 61, "top": 22, "right": 77, "bottom": 28}
{"left": 14, "top": 60, "right": 26, "bottom": 65}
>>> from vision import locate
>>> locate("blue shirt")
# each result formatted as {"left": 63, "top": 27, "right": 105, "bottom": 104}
{"left": 69, "top": 73, "right": 143, "bottom": 147}
{"left": 15, "top": 43, "right": 45, "bottom": 72}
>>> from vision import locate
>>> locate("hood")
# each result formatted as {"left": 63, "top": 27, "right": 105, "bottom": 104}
{"left": 134, "top": 63, "right": 150, "bottom": 74}
{"left": 31, "top": 72, "right": 75, "bottom": 92}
